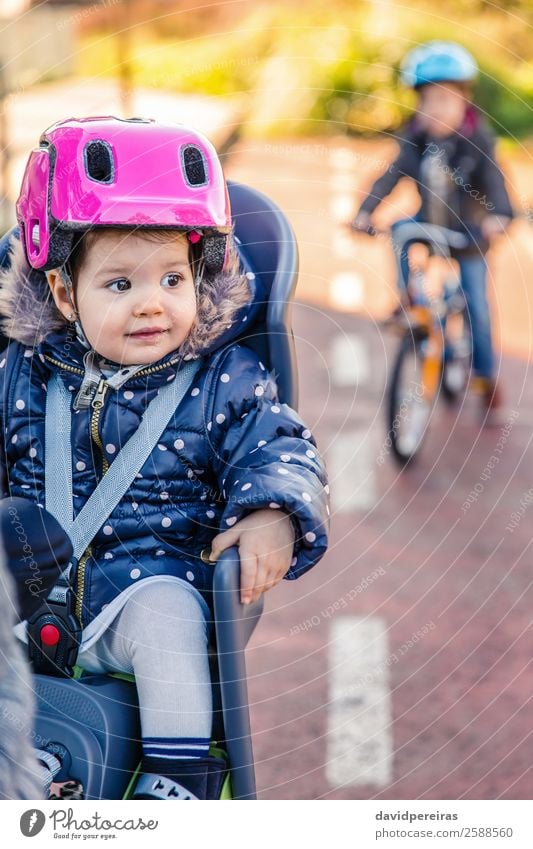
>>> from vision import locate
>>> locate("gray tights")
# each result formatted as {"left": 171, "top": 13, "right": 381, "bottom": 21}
{"left": 80, "top": 580, "right": 212, "bottom": 744}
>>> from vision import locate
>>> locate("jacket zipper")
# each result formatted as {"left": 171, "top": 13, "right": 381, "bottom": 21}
{"left": 91, "top": 378, "right": 109, "bottom": 476}
{"left": 44, "top": 352, "right": 184, "bottom": 623}
{"left": 44, "top": 353, "right": 181, "bottom": 380}
{"left": 75, "top": 545, "right": 92, "bottom": 625}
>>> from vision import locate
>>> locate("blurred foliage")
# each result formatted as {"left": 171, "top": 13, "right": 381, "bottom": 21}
{"left": 76, "top": 0, "right": 533, "bottom": 139}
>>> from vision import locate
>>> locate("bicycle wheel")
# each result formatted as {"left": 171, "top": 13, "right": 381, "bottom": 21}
{"left": 441, "top": 305, "right": 472, "bottom": 403}
{"left": 387, "top": 329, "right": 435, "bottom": 465}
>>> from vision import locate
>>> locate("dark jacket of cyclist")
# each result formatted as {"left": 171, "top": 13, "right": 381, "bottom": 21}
{"left": 356, "top": 107, "right": 513, "bottom": 256}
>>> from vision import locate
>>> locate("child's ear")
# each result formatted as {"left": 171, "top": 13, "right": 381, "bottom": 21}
{"left": 46, "top": 269, "right": 74, "bottom": 320}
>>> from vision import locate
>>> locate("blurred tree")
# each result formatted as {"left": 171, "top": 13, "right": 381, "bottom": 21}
{"left": 62, "top": 0, "right": 533, "bottom": 139}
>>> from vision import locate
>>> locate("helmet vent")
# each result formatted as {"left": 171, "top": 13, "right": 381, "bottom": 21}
{"left": 181, "top": 145, "right": 208, "bottom": 187}
{"left": 84, "top": 140, "right": 115, "bottom": 183}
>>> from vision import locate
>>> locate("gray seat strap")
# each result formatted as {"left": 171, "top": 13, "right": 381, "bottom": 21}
{"left": 45, "top": 374, "right": 75, "bottom": 533}
{"left": 45, "top": 360, "right": 200, "bottom": 561}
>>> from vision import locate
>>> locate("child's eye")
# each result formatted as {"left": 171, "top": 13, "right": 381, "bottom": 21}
{"left": 107, "top": 278, "right": 131, "bottom": 293}
{"left": 161, "top": 272, "right": 183, "bottom": 288}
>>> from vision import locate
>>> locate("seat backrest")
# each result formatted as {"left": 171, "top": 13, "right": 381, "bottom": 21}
{"left": 228, "top": 181, "right": 300, "bottom": 410}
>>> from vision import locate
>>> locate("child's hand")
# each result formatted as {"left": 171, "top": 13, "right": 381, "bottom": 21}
{"left": 209, "top": 509, "right": 295, "bottom": 605}
{"left": 481, "top": 214, "right": 511, "bottom": 241}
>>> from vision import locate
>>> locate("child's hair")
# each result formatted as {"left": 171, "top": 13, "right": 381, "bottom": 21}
{"left": 416, "top": 80, "right": 471, "bottom": 96}
{"left": 66, "top": 227, "right": 204, "bottom": 285}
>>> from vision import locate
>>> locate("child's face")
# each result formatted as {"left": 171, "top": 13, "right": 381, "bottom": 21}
{"left": 49, "top": 230, "right": 198, "bottom": 365}
{"left": 417, "top": 82, "right": 468, "bottom": 139}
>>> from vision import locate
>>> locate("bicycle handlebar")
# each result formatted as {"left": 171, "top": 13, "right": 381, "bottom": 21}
{"left": 348, "top": 219, "right": 471, "bottom": 251}
{"left": 390, "top": 221, "right": 471, "bottom": 254}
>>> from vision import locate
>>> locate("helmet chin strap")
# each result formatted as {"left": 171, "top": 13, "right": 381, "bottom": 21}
{"left": 60, "top": 265, "right": 91, "bottom": 351}
{"left": 195, "top": 258, "right": 205, "bottom": 293}
{"left": 59, "top": 264, "right": 175, "bottom": 410}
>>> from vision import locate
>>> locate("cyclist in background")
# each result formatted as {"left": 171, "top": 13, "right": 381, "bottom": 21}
{"left": 351, "top": 41, "right": 513, "bottom": 421}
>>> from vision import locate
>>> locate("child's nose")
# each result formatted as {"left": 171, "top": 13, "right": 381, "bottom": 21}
{"left": 133, "top": 284, "right": 164, "bottom": 315}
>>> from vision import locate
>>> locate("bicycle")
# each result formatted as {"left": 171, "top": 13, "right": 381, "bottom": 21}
{"left": 351, "top": 220, "right": 472, "bottom": 465}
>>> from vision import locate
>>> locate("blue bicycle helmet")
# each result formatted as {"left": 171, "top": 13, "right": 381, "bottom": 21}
{"left": 400, "top": 41, "right": 478, "bottom": 89}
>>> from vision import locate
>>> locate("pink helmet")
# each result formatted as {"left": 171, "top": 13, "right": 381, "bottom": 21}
{"left": 16, "top": 116, "right": 232, "bottom": 273}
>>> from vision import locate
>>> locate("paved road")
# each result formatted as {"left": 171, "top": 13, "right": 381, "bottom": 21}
{"left": 226, "top": 138, "right": 533, "bottom": 800}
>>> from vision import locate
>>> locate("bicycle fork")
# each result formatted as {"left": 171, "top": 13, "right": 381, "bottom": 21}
{"left": 419, "top": 326, "right": 444, "bottom": 405}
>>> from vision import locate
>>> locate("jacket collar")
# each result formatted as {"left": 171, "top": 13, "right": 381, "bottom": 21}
{"left": 38, "top": 327, "right": 185, "bottom": 393}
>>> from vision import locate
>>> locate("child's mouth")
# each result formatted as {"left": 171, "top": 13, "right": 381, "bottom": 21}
{"left": 128, "top": 328, "right": 168, "bottom": 341}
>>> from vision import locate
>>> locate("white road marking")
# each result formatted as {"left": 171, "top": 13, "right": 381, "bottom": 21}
{"left": 329, "top": 172, "right": 354, "bottom": 192}
{"left": 332, "top": 230, "right": 357, "bottom": 260}
{"left": 330, "top": 332, "right": 370, "bottom": 387}
{"left": 327, "top": 430, "right": 378, "bottom": 512}
{"left": 327, "top": 615, "right": 393, "bottom": 787}
{"left": 328, "top": 147, "right": 356, "bottom": 169}
{"left": 329, "top": 194, "right": 355, "bottom": 221}
{"left": 330, "top": 271, "right": 364, "bottom": 311}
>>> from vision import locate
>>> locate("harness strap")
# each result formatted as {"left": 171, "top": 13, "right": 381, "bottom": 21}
{"left": 45, "top": 359, "right": 200, "bottom": 562}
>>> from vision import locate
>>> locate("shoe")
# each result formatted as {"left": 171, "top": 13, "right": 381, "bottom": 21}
{"left": 132, "top": 755, "right": 227, "bottom": 800}
{"left": 133, "top": 774, "right": 198, "bottom": 800}
{"left": 478, "top": 378, "right": 504, "bottom": 426}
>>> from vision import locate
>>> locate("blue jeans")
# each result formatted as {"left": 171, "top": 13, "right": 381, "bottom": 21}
{"left": 457, "top": 255, "right": 494, "bottom": 379}
{"left": 392, "top": 221, "right": 494, "bottom": 379}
